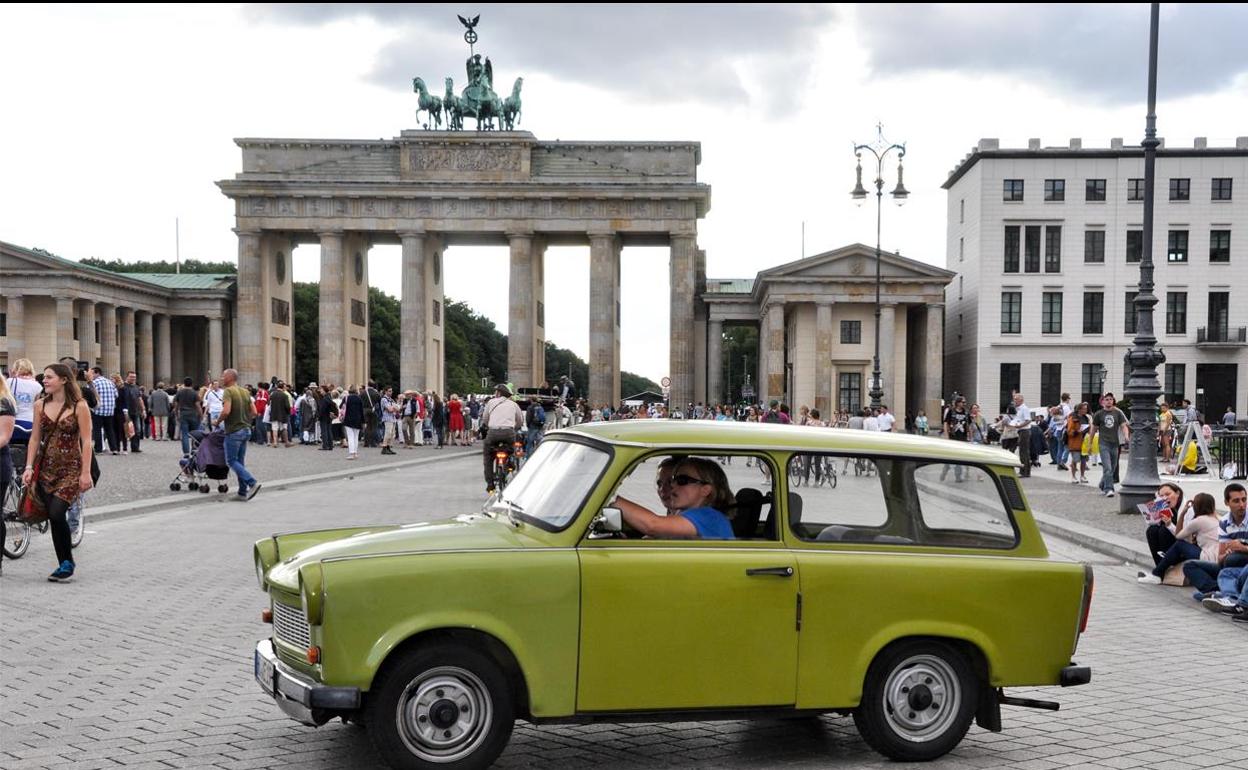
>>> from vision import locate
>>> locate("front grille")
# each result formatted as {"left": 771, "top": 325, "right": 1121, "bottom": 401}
{"left": 272, "top": 599, "right": 311, "bottom": 650}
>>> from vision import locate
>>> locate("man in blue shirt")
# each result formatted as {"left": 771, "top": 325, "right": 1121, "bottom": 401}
{"left": 88, "top": 367, "right": 120, "bottom": 455}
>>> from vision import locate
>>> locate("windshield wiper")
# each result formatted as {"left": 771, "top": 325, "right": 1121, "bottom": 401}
{"left": 494, "top": 498, "right": 525, "bottom": 528}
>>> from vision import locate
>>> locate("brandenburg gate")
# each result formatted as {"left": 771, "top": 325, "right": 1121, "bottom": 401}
{"left": 217, "top": 131, "right": 711, "bottom": 406}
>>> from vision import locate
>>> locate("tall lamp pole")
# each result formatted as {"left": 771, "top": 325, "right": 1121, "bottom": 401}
{"left": 852, "top": 124, "right": 908, "bottom": 410}
{"left": 1120, "top": 2, "right": 1167, "bottom": 512}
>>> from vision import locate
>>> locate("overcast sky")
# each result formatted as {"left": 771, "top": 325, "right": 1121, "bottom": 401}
{"left": 4, "top": 3, "right": 1247, "bottom": 383}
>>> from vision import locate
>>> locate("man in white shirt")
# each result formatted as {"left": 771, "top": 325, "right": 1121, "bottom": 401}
{"left": 1009, "top": 393, "right": 1033, "bottom": 477}
{"left": 864, "top": 409, "right": 881, "bottom": 432}
{"left": 878, "top": 406, "right": 896, "bottom": 432}
{"left": 480, "top": 384, "right": 524, "bottom": 491}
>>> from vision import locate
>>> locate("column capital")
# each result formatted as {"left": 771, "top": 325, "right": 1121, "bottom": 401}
{"left": 505, "top": 229, "right": 536, "bottom": 241}
{"left": 587, "top": 228, "right": 616, "bottom": 239}
{"left": 398, "top": 228, "right": 427, "bottom": 239}
{"left": 232, "top": 228, "right": 262, "bottom": 237}
{"left": 669, "top": 228, "right": 697, "bottom": 241}
{"left": 316, "top": 230, "right": 344, "bottom": 239}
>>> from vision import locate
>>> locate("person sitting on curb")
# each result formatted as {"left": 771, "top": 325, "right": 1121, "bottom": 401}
{"left": 1200, "top": 565, "right": 1248, "bottom": 621}
{"left": 1182, "top": 482, "right": 1248, "bottom": 598}
{"left": 1138, "top": 492, "right": 1220, "bottom": 585}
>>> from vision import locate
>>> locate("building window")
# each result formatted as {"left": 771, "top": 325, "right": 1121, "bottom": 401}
{"left": 1004, "top": 179, "right": 1024, "bottom": 201}
{"left": 1211, "top": 178, "right": 1233, "bottom": 201}
{"left": 0, "top": 312, "right": 6, "bottom": 337}
{"left": 840, "top": 320, "right": 861, "bottom": 344}
{"left": 1041, "top": 363, "right": 1062, "bottom": 407}
{"left": 1128, "top": 178, "right": 1145, "bottom": 201}
{"left": 960, "top": 198, "right": 965, "bottom": 223}
{"left": 1210, "top": 230, "right": 1231, "bottom": 262}
{"left": 1084, "top": 230, "right": 1105, "bottom": 263}
{"left": 1001, "top": 292, "right": 1022, "bottom": 334}
{"left": 1166, "top": 292, "right": 1187, "bottom": 334}
{"left": 1081, "top": 363, "right": 1103, "bottom": 405}
{"left": 999, "top": 363, "right": 1021, "bottom": 413}
{"left": 1124, "top": 291, "right": 1138, "bottom": 335}
{"left": 1169, "top": 178, "right": 1190, "bottom": 201}
{"left": 1042, "top": 292, "right": 1063, "bottom": 334}
{"left": 72, "top": 318, "right": 79, "bottom": 341}
{"left": 838, "top": 372, "right": 862, "bottom": 414}
{"left": 1209, "top": 292, "right": 1230, "bottom": 340}
{"left": 94, "top": 321, "right": 100, "bottom": 343}
{"left": 958, "top": 276, "right": 964, "bottom": 300}
{"left": 1164, "top": 364, "right": 1185, "bottom": 405}
{"left": 1004, "top": 225, "right": 1020, "bottom": 272}
{"left": 1044, "top": 179, "right": 1065, "bottom": 201}
{"left": 1127, "top": 230, "right": 1143, "bottom": 263}
{"left": 1024, "top": 225, "right": 1041, "bottom": 272}
{"left": 959, "top": 237, "right": 964, "bottom": 262}
{"left": 1044, "top": 226, "right": 1062, "bottom": 272}
{"left": 1085, "top": 179, "right": 1107, "bottom": 201}
{"left": 1167, "top": 230, "right": 1189, "bottom": 263}
{"left": 1082, "top": 292, "right": 1104, "bottom": 334}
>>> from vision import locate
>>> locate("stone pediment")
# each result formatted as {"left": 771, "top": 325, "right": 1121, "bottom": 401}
{"left": 759, "top": 244, "right": 954, "bottom": 283}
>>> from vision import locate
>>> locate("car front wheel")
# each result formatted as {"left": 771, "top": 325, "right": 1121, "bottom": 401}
{"left": 853, "top": 639, "right": 978, "bottom": 762}
{"left": 366, "top": 644, "right": 515, "bottom": 770}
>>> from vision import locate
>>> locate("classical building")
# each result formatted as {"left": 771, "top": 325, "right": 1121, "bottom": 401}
{"left": 1, "top": 241, "right": 235, "bottom": 384}
{"left": 944, "top": 137, "right": 1248, "bottom": 418}
{"left": 702, "top": 244, "right": 952, "bottom": 420}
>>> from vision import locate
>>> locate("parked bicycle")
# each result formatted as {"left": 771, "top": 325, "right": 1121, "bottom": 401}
{"left": 1, "top": 471, "right": 86, "bottom": 559}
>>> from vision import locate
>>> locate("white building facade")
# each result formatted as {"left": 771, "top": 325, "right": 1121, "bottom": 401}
{"left": 944, "top": 137, "right": 1248, "bottom": 420}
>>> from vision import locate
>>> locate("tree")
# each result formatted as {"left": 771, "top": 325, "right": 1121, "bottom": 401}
{"left": 621, "top": 371, "right": 661, "bottom": 398}
{"left": 79, "top": 257, "right": 237, "bottom": 274}
{"left": 368, "top": 288, "right": 400, "bottom": 389}
{"left": 292, "top": 282, "right": 319, "bottom": 388}
{"left": 721, "top": 325, "right": 759, "bottom": 405}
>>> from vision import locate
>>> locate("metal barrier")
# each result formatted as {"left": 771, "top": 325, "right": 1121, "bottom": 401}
{"left": 1217, "top": 432, "right": 1248, "bottom": 479}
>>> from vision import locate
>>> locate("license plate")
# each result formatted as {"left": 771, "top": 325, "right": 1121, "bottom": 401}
{"left": 256, "top": 650, "right": 277, "bottom": 695}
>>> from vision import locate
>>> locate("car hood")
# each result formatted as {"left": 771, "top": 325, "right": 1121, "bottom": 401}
{"left": 265, "top": 513, "right": 545, "bottom": 591}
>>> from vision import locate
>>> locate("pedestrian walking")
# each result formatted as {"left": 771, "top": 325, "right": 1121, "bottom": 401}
{"left": 219, "top": 368, "right": 261, "bottom": 501}
{"left": 1009, "top": 393, "right": 1032, "bottom": 477}
{"left": 268, "top": 381, "right": 292, "bottom": 447}
{"left": 431, "top": 393, "right": 447, "bottom": 448}
{"left": 342, "top": 386, "right": 364, "bottom": 460}
{"left": 173, "top": 377, "right": 201, "bottom": 456}
{"left": 121, "top": 371, "right": 145, "bottom": 453}
{"left": 149, "top": 382, "right": 170, "bottom": 441}
{"left": 1091, "top": 393, "right": 1129, "bottom": 498}
{"left": 380, "top": 387, "right": 399, "bottom": 455}
{"left": 317, "top": 385, "right": 337, "bottom": 451}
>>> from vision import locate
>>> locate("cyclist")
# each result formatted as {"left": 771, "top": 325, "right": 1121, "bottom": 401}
{"left": 481, "top": 384, "right": 524, "bottom": 493}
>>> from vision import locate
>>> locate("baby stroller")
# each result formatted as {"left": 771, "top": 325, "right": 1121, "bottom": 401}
{"left": 170, "top": 429, "right": 231, "bottom": 494}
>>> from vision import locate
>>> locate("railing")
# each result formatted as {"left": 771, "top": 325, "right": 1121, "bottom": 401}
{"left": 1196, "top": 326, "right": 1247, "bottom": 344}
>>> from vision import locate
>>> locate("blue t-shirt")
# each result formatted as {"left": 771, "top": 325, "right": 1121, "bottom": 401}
{"left": 681, "top": 507, "right": 734, "bottom": 539}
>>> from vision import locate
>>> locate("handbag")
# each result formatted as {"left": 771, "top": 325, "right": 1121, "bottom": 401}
{"left": 19, "top": 402, "right": 72, "bottom": 525}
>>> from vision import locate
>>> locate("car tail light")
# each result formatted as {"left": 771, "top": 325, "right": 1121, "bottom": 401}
{"left": 261, "top": 608, "right": 273, "bottom": 623}
{"left": 306, "top": 646, "right": 321, "bottom": 665}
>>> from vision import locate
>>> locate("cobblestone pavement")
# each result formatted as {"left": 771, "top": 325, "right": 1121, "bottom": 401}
{"left": 2, "top": 454, "right": 1245, "bottom": 770}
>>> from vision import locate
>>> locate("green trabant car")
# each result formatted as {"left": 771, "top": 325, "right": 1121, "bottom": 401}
{"left": 253, "top": 421, "right": 1093, "bottom": 769}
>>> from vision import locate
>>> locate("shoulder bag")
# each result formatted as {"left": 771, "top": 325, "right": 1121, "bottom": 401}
{"left": 19, "top": 402, "right": 72, "bottom": 525}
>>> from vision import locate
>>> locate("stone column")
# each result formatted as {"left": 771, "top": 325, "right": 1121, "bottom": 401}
{"left": 137, "top": 311, "right": 155, "bottom": 388}
{"left": 118, "top": 306, "right": 136, "bottom": 376}
{"left": 156, "top": 314, "right": 172, "bottom": 384}
{"left": 589, "top": 231, "right": 621, "bottom": 406}
{"left": 815, "top": 303, "right": 834, "bottom": 416}
{"left": 707, "top": 319, "right": 724, "bottom": 404}
{"left": 234, "top": 230, "right": 263, "bottom": 386}
{"left": 669, "top": 232, "right": 697, "bottom": 407}
{"left": 208, "top": 316, "right": 225, "bottom": 378}
{"left": 4, "top": 295, "right": 24, "bottom": 363}
{"left": 400, "top": 231, "right": 428, "bottom": 390}
{"left": 923, "top": 304, "right": 944, "bottom": 423}
{"left": 98, "top": 303, "right": 118, "bottom": 374}
{"left": 507, "top": 231, "right": 542, "bottom": 388}
{"left": 55, "top": 296, "right": 75, "bottom": 361}
{"left": 878, "top": 304, "right": 896, "bottom": 407}
{"left": 318, "top": 231, "right": 345, "bottom": 387}
{"left": 77, "top": 300, "right": 97, "bottom": 367}
{"left": 763, "top": 302, "right": 785, "bottom": 406}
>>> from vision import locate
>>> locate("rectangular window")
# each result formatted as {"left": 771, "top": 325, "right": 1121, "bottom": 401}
{"left": 1024, "top": 225, "right": 1041, "bottom": 272}
{"left": 959, "top": 237, "right": 964, "bottom": 262}
{"left": 1004, "top": 179, "right": 1025, "bottom": 201}
{"left": 912, "top": 463, "right": 1017, "bottom": 548}
{"left": 0, "top": 312, "right": 6, "bottom": 337}
{"left": 1001, "top": 292, "right": 1022, "bottom": 334}
{"left": 72, "top": 318, "right": 79, "bottom": 342}
{"left": 1044, "top": 179, "right": 1065, "bottom": 201}
{"left": 1082, "top": 363, "right": 1103, "bottom": 406}
{"left": 1085, "top": 179, "right": 1107, "bottom": 201}
{"left": 1209, "top": 292, "right": 1230, "bottom": 340}
{"left": 1169, "top": 178, "right": 1190, "bottom": 201}
{"left": 1165, "top": 364, "right": 1185, "bottom": 405}
{"left": 1212, "top": 178, "right": 1233, "bottom": 200}
{"left": 1003, "top": 225, "right": 1020, "bottom": 272}
{"left": 1167, "top": 230, "right": 1189, "bottom": 263}
{"left": 1041, "top": 363, "right": 1062, "bottom": 407}
{"left": 1042, "top": 292, "right": 1063, "bottom": 334}
{"left": 1045, "top": 226, "right": 1062, "bottom": 271}
{"left": 1210, "top": 230, "right": 1230, "bottom": 262}
{"left": 1125, "top": 291, "right": 1138, "bottom": 335}
{"left": 787, "top": 455, "right": 888, "bottom": 539}
{"left": 840, "top": 320, "right": 861, "bottom": 344}
{"left": 1128, "top": 178, "right": 1145, "bottom": 201}
{"left": 1127, "top": 230, "right": 1143, "bottom": 263}
{"left": 958, "top": 276, "right": 964, "bottom": 300}
{"left": 838, "top": 372, "right": 862, "bottom": 414}
{"left": 1000, "top": 363, "right": 1021, "bottom": 413}
{"left": 1082, "top": 292, "right": 1104, "bottom": 334}
{"left": 960, "top": 198, "right": 965, "bottom": 223}
{"left": 1084, "top": 230, "right": 1105, "bottom": 263}
{"left": 1166, "top": 292, "right": 1187, "bottom": 334}
{"left": 94, "top": 321, "right": 100, "bottom": 343}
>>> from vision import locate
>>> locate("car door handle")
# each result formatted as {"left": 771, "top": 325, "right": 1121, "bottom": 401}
{"left": 746, "top": 566, "right": 794, "bottom": 577}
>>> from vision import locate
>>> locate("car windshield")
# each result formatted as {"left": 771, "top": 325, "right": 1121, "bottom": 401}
{"left": 491, "top": 439, "right": 610, "bottom": 532}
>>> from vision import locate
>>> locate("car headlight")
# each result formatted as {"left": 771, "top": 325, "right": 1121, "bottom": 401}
{"left": 255, "top": 555, "right": 267, "bottom": 589}
{"left": 253, "top": 538, "right": 279, "bottom": 591}
{"left": 299, "top": 562, "right": 325, "bottom": 625}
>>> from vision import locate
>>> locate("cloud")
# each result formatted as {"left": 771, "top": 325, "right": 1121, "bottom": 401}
{"left": 855, "top": 3, "right": 1248, "bottom": 103}
{"left": 246, "top": 3, "right": 837, "bottom": 109}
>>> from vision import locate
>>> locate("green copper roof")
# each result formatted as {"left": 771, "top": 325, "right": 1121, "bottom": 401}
{"left": 124, "top": 273, "right": 236, "bottom": 290}
{"left": 704, "top": 278, "right": 753, "bottom": 294}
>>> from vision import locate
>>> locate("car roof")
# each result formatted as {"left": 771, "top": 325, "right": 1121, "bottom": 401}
{"left": 559, "top": 420, "right": 1020, "bottom": 466}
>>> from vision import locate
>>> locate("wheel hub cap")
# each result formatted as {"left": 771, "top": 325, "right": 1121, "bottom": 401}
{"left": 882, "top": 654, "right": 962, "bottom": 742}
{"left": 397, "top": 667, "right": 493, "bottom": 763}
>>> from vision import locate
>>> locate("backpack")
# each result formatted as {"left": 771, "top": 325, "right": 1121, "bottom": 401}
{"left": 527, "top": 403, "right": 545, "bottom": 429}
{"left": 762, "top": 410, "right": 782, "bottom": 424}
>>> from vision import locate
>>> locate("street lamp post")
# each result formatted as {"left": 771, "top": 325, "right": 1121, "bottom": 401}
{"left": 1120, "top": 2, "right": 1167, "bottom": 513}
{"left": 851, "top": 124, "right": 908, "bottom": 411}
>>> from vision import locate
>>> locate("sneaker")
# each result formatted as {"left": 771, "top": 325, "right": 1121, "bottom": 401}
{"left": 1202, "top": 596, "right": 1238, "bottom": 613}
{"left": 1232, "top": 607, "right": 1248, "bottom": 622}
{"left": 1071, "top": 479, "right": 1080, "bottom": 485}
{"left": 1192, "top": 590, "right": 1209, "bottom": 601}
{"left": 245, "top": 483, "right": 262, "bottom": 501}
{"left": 1137, "top": 574, "right": 1162, "bottom": 585}
{"left": 1058, "top": 464, "right": 1068, "bottom": 471}
{"left": 48, "top": 561, "right": 75, "bottom": 582}
{"left": 1080, "top": 476, "right": 1089, "bottom": 484}
{"left": 1106, "top": 490, "right": 1116, "bottom": 498}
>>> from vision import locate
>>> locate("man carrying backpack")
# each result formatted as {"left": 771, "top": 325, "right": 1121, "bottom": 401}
{"left": 525, "top": 398, "right": 546, "bottom": 457}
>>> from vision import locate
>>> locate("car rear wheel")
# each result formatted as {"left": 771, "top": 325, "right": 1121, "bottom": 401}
{"left": 853, "top": 639, "right": 978, "bottom": 762}
{"left": 366, "top": 643, "right": 514, "bottom": 770}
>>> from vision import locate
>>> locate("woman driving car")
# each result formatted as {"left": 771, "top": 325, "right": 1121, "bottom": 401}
{"left": 614, "top": 457, "right": 735, "bottom": 539}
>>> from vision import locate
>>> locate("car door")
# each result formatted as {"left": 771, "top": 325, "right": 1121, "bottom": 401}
{"left": 576, "top": 539, "right": 799, "bottom": 712}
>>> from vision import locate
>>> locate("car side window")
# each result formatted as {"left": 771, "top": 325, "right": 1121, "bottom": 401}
{"left": 787, "top": 455, "right": 905, "bottom": 542}
{"left": 912, "top": 463, "right": 1018, "bottom": 548}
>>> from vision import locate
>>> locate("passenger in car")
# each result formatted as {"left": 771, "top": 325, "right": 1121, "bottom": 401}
{"left": 614, "top": 457, "right": 735, "bottom": 539}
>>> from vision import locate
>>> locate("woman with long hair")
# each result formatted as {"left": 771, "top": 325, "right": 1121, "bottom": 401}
{"left": 1139, "top": 491, "right": 1220, "bottom": 584}
{"left": 5, "top": 358, "right": 42, "bottom": 466}
{"left": 1066, "top": 402, "right": 1092, "bottom": 484}
{"left": 21, "top": 363, "right": 94, "bottom": 582}
{"left": 1144, "top": 482, "right": 1187, "bottom": 567}
{"left": 613, "top": 457, "right": 736, "bottom": 539}
{"left": 0, "top": 377, "right": 17, "bottom": 575}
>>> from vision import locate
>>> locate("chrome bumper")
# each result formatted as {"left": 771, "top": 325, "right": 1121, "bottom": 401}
{"left": 254, "top": 639, "right": 360, "bottom": 725}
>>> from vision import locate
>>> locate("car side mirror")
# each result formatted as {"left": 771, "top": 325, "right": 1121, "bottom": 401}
{"left": 600, "top": 507, "right": 622, "bottom": 532}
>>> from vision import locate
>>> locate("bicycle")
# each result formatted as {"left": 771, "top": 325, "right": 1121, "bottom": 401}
{"left": 1, "top": 473, "right": 87, "bottom": 559}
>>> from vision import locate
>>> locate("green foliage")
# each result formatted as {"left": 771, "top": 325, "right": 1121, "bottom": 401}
{"left": 79, "top": 257, "right": 237, "bottom": 274}
{"left": 720, "top": 325, "right": 759, "bottom": 404}
{"left": 621, "top": 371, "right": 661, "bottom": 399}
{"left": 292, "top": 282, "right": 319, "bottom": 388}
{"left": 444, "top": 299, "right": 508, "bottom": 395}
{"left": 544, "top": 343, "right": 588, "bottom": 395}
{"left": 369, "top": 288, "right": 401, "bottom": 389}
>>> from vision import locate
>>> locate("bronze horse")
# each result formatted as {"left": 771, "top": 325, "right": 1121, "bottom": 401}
{"left": 412, "top": 77, "right": 443, "bottom": 129}
{"left": 502, "top": 77, "right": 523, "bottom": 131}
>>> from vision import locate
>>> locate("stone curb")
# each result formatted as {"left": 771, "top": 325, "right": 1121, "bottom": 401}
{"left": 84, "top": 448, "right": 478, "bottom": 524}
{"left": 1032, "top": 509, "right": 1152, "bottom": 567}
